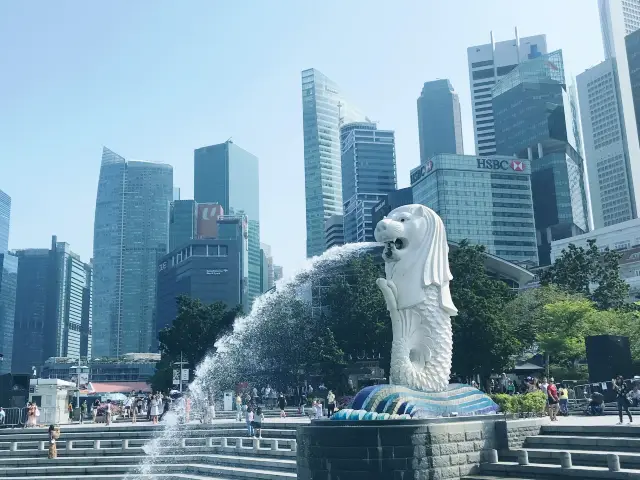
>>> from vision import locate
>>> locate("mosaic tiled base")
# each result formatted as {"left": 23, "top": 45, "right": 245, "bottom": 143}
{"left": 331, "top": 383, "right": 498, "bottom": 420}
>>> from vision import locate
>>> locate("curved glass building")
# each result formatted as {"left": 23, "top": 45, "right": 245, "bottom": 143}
{"left": 92, "top": 147, "right": 173, "bottom": 357}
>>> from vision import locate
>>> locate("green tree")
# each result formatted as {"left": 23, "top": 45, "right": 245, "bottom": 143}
{"left": 150, "top": 295, "right": 242, "bottom": 392}
{"left": 541, "top": 239, "right": 629, "bottom": 309}
{"left": 537, "top": 299, "right": 594, "bottom": 376}
{"left": 448, "top": 241, "right": 518, "bottom": 379}
{"left": 320, "top": 256, "right": 392, "bottom": 375}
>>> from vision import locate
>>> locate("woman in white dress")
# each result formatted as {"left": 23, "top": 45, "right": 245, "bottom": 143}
{"left": 150, "top": 394, "right": 160, "bottom": 424}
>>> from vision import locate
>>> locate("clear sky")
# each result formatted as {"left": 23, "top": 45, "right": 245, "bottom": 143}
{"left": 0, "top": 0, "right": 603, "bottom": 277}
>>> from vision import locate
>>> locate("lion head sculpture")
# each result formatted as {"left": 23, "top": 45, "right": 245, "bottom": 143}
{"left": 374, "top": 204, "right": 458, "bottom": 315}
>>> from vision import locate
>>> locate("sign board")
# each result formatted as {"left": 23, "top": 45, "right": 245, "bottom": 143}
{"left": 158, "top": 261, "right": 168, "bottom": 273}
{"left": 181, "top": 368, "right": 190, "bottom": 381}
{"left": 206, "top": 269, "right": 228, "bottom": 275}
{"left": 196, "top": 203, "right": 224, "bottom": 239}
{"left": 410, "top": 160, "right": 434, "bottom": 185}
{"left": 476, "top": 158, "right": 526, "bottom": 172}
{"left": 172, "top": 369, "right": 180, "bottom": 385}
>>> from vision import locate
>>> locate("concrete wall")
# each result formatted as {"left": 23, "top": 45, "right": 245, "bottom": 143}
{"left": 297, "top": 416, "right": 548, "bottom": 480}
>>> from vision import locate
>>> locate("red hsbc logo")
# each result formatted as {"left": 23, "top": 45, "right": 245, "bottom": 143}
{"left": 510, "top": 160, "right": 525, "bottom": 172}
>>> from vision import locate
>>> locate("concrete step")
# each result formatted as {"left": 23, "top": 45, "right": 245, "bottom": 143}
{"left": 525, "top": 434, "right": 640, "bottom": 452}
{"left": 463, "top": 476, "right": 537, "bottom": 480}
{"left": 0, "top": 427, "right": 297, "bottom": 446}
{"left": 0, "top": 476, "right": 231, "bottom": 480}
{"left": 481, "top": 461, "right": 640, "bottom": 479}
{"left": 503, "top": 448, "right": 640, "bottom": 469}
{"left": 0, "top": 460, "right": 296, "bottom": 479}
{"left": 540, "top": 424, "right": 640, "bottom": 438}
{"left": 0, "top": 442, "right": 295, "bottom": 459}
{"left": 0, "top": 452, "right": 297, "bottom": 471}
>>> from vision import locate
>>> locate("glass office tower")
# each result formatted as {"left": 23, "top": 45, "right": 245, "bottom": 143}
{"left": 93, "top": 147, "right": 173, "bottom": 357}
{"left": 417, "top": 79, "right": 464, "bottom": 163}
{"left": 0, "top": 253, "right": 17, "bottom": 374}
{"left": 301, "top": 68, "right": 367, "bottom": 257}
{"left": 411, "top": 154, "right": 538, "bottom": 266}
{"left": 0, "top": 189, "right": 10, "bottom": 254}
{"left": 194, "top": 141, "right": 261, "bottom": 307}
{"left": 492, "top": 50, "right": 589, "bottom": 265}
{"left": 340, "top": 122, "right": 397, "bottom": 243}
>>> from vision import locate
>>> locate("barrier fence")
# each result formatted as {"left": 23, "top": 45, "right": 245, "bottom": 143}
{"left": 0, "top": 406, "right": 62, "bottom": 428}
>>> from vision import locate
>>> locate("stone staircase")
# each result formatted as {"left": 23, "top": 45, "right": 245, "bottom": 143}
{"left": 568, "top": 400, "right": 640, "bottom": 417}
{"left": 0, "top": 421, "right": 302, "bottom": 479}
{"left": 465, "top": 423, "right": 640, "bottom": 479}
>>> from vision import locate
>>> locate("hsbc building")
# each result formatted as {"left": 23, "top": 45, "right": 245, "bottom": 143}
{"left": 410, "top": 153, "right": 538, "bottom": 266}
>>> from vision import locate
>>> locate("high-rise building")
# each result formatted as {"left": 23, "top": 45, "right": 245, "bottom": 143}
{"left": 467, "top": 32, "right": 548, "bottom": 156}
{"left": 600, "top": 0, "right": 640, "bottom": 60}
{"left": 194, "top": 140, "right": 260, "bottom": 306}
{"left": 340, "top": 122, "right": 397, "bottom": 243}
{"left": 0, "top": 189, "right": 10, "bottom": 254}
{"left": 93, "top": 147, "right": 173, "bottom": 357}
{"left": 156, "top": 215, "right": 248, "bottom": 338}
{"left": 273, "top": 265, "right": 283, "bottom": 282}
{"left": 0, "top": 252, "right": 18, "bottom": 374}
{"left": 301, "top": 68, "right": 367, "bottom": 257}
{"left": 173, "top": 187, "right": 181, "bottom": 201}
{"left": 627, "top": 28, "right": 640, "bottom": 139}
{"left": 371, "top": 188, "right": 414, "bottom": 228}
{"left": 12, "top": 236, "right": 92, "bottom": 374}
{"left": 169, "top": 200, "right": 195, "bottom": 251}
{"left": 411, "top": 154, "right": 538, "bottom": 266}
{"left": 324, "top": 215, "right": 344, "bottom": 250}
{"left": 417, "top": 79, "right": 464, "bottom": 163}
{"left": 577, "top": 58, "right": 639, "bottom": 228}
{"left": 260, "top": 243, "right": 274, "bottom": 292}
{"left": 492, "top": 50, "right": 590, "bottom": 265}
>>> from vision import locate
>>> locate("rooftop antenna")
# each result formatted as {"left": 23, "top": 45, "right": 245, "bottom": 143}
{"left": 515, "top": 26, "right": 521, "bottom": 63}
{"left": 337, "top": 101, "right": 344, "bottom": 127}
{"left": 226, "top": 137, "right": 233, "bottom": 144}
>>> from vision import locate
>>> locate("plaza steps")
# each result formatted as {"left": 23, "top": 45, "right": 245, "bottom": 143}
{"left": 568, "top": 400, "right": 640, "bottom": 416}
{"left": 464, "top": 423, "right": 640, "bottom": 479}
{"left": 0, "top": 423, "right": 301, "bottom": 479}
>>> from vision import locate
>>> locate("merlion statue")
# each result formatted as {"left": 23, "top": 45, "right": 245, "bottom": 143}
{"left": 374, "top": 204, "right": 457, "bottom": 392}
{"left": 331, "top": 204, "right": 498, "bottom": 420}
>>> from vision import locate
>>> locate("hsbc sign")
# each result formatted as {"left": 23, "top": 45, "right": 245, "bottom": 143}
{"left": 477, "top": 158, "right": 526, "bottom": 172}
{"left": 410, "top": 160, "right": 434, "bottom": 185}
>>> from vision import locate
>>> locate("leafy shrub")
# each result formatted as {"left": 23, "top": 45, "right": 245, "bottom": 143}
{"left": 491, "top": 391, "right": 546, "bottom": 416}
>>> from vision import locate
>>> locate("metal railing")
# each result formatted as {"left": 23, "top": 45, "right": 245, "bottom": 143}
{"left": 0, "top": 406, "right": 65, "bottom": 428}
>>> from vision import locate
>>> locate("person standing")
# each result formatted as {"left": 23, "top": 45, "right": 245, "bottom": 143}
{"left": 150, "top": 395, "right": 160, "bottom": 424}
{"left": 48, "top": 425, "right": 60, "bottom": 459}
{"left": 327, "top": 391, "right": 336, "bottom": 417}
{"left": 92, "top": 399, "right": 100, "bottom": 423}
{"left": 546, "top": 381, "right": 560, "bottom": 421}
{"left": 245, "top": 406, "right": 254, "bottom": 437}
{"left": 105, "top": 400, "right": 112, "bottom": 426}
{"left": 67, "top": 402, "right": 74, "bottom": 423}
{"left": 131, "top": 398, "right": 137, "bottom": 424}
{"left": 80, "top": 401, "right": 87, "bottom": 424}
{"left": 613, "top": 375, "right": 633, "bottom": 425}
{"left": 558, "top": 385, "right": 569, "bottom": 416}
{"left": 235, "top": 393, "right": 243, "bottom": 422}
{"left": 278, "top": 393, "right": 287, "bottom": 418}
{"left": 252, "top": 406, "right": 264, "bottom": 438}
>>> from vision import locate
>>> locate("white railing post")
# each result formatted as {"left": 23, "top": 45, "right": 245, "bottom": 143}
{"left": 560, "top": 452, "right": 572, "bottom": 469}
{"left": 39, "top": 441, "right": 47, "bottom": 451}
{"left": 236, "top": 437, "right": 243, "bottom": 451}
{"left": 123, "top": 439, "right": 130, "bottom": 449}
{"left": 291, "top": 439, "right": 297, "bottom": 453}
{"left": 67, "top": 440, "right": 73, "bottom": 451}
{"left": 10, "top": 442, "right": 17, "bottom": 452}
{"left": 271, "top": 439, "right": 279, "bottom": 451}
{"left": 94, "top": 440, "right": 101, "bottom": 449}
{"left": 253, "top": 437, "right": 259, "bottom": 451}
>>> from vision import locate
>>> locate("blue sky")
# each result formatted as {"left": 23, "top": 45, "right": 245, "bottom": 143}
{"left": 1, "top": 0, "right": 602, "bottom": 277}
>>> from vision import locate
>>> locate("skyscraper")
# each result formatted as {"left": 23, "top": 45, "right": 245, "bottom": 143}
{"left": 0, "top": 189, "right": 16, "bottom": 374}
{"left": 410, "top": 154, "right": 538, "bottom": 266}
{"left": 12, "top": 236, "right": 92, "bottom": 373}
{"left": 194, "top": 141, "right": 261, "bottom": 306}
{"left": 577, "top": 58, "right": 639, "bottom": 228}
{"left": 301, "top": 68, "right": 367, "bottom": 257}
{"left": 600, "top": 0, "right": 640, "bottom": 60}
{"left": 0, "top": 252, "right": 17, "bottom": 374}
{"left": 169, "top": 200, "right": 195, "bottom": 251}
{"left": 0, "top": 189, "right": 10, "bottom": 254}
{"left": 273, "top": 265, "right": 283, "bottom": 282}
{"left": 417, "top": 79, "right": 464, "bottom": 163}
{"left": 467, "top": 32, "right": 548, "bottom": 156}
{"left": 340, "top": 122, "right": 397, "bottom": 243}
{"left": 492, "top": 50, "right": 590, "bottom": 265}
{"left": 324, "top": 215, "right": 344, "bottom": 250}
{"left": 260, "top": 243, "right": 274, "bottom": 292}
{"left": 93, "top": 147, "right": 173, "bottom": 357}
